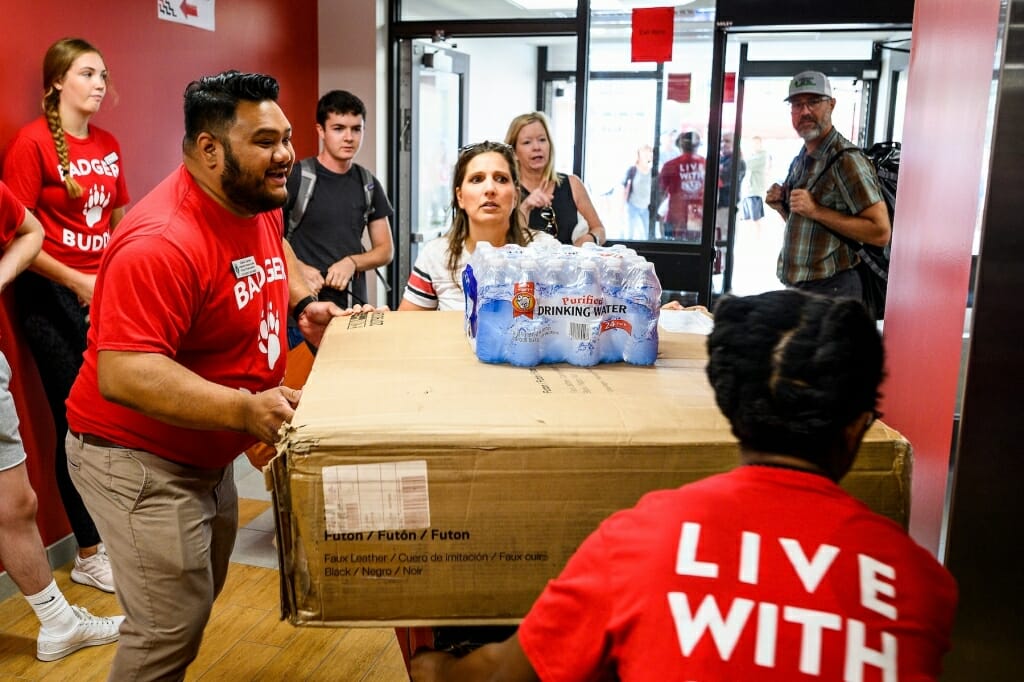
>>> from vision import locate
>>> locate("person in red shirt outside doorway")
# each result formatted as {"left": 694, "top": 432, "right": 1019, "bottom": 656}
{"left": 658, "top": 130, "right": 705, "bottom": 241}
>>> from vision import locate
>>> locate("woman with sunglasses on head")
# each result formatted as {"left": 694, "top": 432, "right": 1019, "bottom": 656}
{"left": 400, "top": 141, "right": 556, "bottom": 312}
{"left": 1, "top": 37, "right": 128, "bottom": 594}
{"left": 504, "top": 112, "right": 606, "bottom": 247}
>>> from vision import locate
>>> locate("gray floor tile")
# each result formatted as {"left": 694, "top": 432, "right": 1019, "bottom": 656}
{"left": 231, "top": 524, "right": 278, "bottom": 570}
{"left": 233, "top": 453, "right": 272, "bottom": 501}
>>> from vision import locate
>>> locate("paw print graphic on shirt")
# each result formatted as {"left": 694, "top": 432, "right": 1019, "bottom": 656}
{"left": 82, "top": 185, "right": 110, "bottom": 227}
{"left": 258, "top": 302, "right": 282, "bottom": 370}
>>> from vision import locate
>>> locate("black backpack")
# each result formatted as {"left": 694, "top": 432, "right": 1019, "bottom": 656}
{"left": 865, "top": 141, "right": 900, "bottom": 226}
{"left": 808, "top": 141, "right": 899, "bottom": 320}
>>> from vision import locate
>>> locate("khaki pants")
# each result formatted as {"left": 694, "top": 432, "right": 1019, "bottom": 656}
{"left": 66, "top": 433, "right": 237, "bottom": 682}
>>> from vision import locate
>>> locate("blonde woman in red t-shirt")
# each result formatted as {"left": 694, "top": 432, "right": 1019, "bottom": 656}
{"left": 1, "top": 37, "right": 129, "bottom": 595}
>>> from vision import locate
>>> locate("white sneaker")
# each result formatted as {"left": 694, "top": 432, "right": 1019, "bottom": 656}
{"left": 36, "top": 605, "right": 124, "bottom": 662}
{"left": 71, "top": 545, "right": 115, "bottom": 593}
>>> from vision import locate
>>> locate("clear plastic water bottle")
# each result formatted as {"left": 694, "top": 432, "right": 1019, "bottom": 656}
{"left": 506, "top": 257, "right": 543, "bottom": 367}
{"left": 565, "top": 259, "right": 602, "bottom": 367}
{"left": 537, "top": 255, "right": 568, "bottom": 364}
{"left": 475, "top": 252, "right": 514, "bottom": 364}
{"left": 462, "top": 262, "right": 480, "bottom": 340}
{"left": 598, "top": 256, "right": 629, "bottom": 363}
{"left": 608, "top": 243, "right": 636, "bottom": 258}
{"left": 622, "top": 260, "right": 661, "bottom": 365}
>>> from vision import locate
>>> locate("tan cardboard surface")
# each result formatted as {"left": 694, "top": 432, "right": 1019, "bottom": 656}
{"left": 273, "top": 311, "right": 910, "bottom": 626}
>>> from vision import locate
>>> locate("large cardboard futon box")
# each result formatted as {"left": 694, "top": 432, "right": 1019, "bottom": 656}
{"left": 269, "top": 311, "right": 910, "bottom": 627}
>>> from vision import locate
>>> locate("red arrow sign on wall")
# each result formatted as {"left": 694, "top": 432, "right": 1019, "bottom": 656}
{"left": 180, "top": 0, "right": 198, "bottom": 18}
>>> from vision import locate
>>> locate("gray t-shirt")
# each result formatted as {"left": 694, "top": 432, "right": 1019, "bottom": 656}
{"left": 745, "top": 149, "right": 770, "bottom": 197}
{"left": 625, "top": 166, "right": 653, "bottom": 210}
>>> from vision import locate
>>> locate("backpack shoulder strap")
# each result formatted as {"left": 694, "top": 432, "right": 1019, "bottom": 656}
{"left": 354, "top": 163, "right": 374, "bottom": 228}
{"left": 783, "top": 148, "right": 807, "bottom": 190}
{"left": 806, "top": 146, "right": 869, "bottom": 250}
{"left": 351, "top": 163, "right": 392, "bottom": 293}
{"left": 286, "top": 158, "right": 318, "bottom": 240}
{"left": 807, "top": 146, "right": 858, "bottom": 193}
{"left": 624, "top": 165, "right": 637, "bottom": 198}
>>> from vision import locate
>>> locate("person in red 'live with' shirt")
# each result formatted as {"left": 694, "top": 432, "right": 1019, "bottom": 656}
{"left": 2, "top": 37, "right": 128, "bottom": 596}
{"left": 412, "top": 289, "right": 957, "bottom": 682}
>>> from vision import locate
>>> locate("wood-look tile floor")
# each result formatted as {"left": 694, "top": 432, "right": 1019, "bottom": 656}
{"left": 0, "top": 498, "right": 409, "bottom": 681}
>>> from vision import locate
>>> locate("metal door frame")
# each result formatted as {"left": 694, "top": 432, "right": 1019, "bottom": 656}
{"left": 388, "top": 5, "right": 586, "bottom": 309}
{"left": 394, "top": 40, "right": 470, "bottom": 307}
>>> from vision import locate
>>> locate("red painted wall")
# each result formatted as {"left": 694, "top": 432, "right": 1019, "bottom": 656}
{"left": 0, "top": 1, "right": 319, "bottom": 553}
{"left": 883, "top": 0, "right": 1000, "bottom": 555}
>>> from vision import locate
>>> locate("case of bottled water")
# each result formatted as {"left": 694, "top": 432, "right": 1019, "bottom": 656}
{"left": 463, "top": 241, "right": 662, "bottom": 366}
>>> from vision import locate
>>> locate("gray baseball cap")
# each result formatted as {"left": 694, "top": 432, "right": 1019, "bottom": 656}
{"left": 786, "top": 71, "right": 833, "bottom": 101}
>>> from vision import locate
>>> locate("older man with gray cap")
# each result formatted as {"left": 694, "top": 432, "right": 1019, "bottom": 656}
{"left": 766, "top": 71, "right": 890, "bottom": 301}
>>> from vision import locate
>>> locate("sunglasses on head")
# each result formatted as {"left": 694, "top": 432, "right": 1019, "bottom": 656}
{"left": 459, "top": 140, "right": 513, "bottom": 156}
{"left": 538, "top": 205, "right": 558, "bottom": 236}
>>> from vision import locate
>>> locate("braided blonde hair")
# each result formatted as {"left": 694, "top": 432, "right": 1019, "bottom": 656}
{"left": 41, "top": 38, "right": 104, "bottom": 199}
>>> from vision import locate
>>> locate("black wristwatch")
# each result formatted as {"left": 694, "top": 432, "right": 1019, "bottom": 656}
{"left": 292, "top": 294, "right": 317, "bottom": 319}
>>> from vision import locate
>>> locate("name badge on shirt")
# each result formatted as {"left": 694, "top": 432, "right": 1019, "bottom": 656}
{"left": 231, "top": 256, "right": 259, "bottom": 278}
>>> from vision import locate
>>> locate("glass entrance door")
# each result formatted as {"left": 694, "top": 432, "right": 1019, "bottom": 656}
{"left": 721, "top": 30, "right": 891, "bottom": 298}
{"left": 394, "top": 40, "right": 469, "bottom": 307}
{"left": 584, "top": 78, "right": 660, "bottom": 242}
{"left": 726, "top": 74, "right": 866, "bottom": 296}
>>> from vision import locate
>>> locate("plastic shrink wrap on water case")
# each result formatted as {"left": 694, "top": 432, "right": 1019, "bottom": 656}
{"left": 462, "top": 242, "right": 662, "bottom": 366}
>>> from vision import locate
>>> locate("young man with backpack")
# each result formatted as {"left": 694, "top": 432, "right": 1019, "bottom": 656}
{"left": 284, "top": 90, "right": 394, "bottom": 346}
{"left": 766, "top": 71, "right": 891, "bottom": 309}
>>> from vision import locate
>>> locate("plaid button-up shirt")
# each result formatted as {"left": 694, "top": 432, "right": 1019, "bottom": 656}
{"left": 777, "top": 127, "right": 883, "bottom": 284}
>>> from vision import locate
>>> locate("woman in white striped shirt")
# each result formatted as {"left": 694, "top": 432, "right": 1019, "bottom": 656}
{"left": 400, "top": 141, "right": 555, "bottom": 311}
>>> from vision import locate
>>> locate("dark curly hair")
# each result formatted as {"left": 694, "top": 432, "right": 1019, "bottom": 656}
{"left": 706, "top": 290, "right": 884, "bottom": 466}
{"left": 182, "top": 70, "right": 280, "bottom": 151}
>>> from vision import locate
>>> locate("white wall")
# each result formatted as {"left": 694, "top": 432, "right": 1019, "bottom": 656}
{"left": 318, "top": 0, "right": 389, "bottom": 304}
{"left": 455, "top": 38, "right": 539, "bottom": 143}
{"left": 318, "top": 0, "right": 388, "bottom": 178}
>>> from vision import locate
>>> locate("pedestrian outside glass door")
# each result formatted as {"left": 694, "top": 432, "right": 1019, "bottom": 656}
{"left": 584, "top": 78, "right": 660, "bottom": 243}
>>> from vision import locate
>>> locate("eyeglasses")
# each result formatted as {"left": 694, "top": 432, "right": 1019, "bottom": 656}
{"left": 538, "top": 205, "right": 558, "bottom": 237}
{"left": 458, "top": 140, "right": 513, "bottom": 156}
{"left": 789, "top": 96, "right": 831, "bottom": 113}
